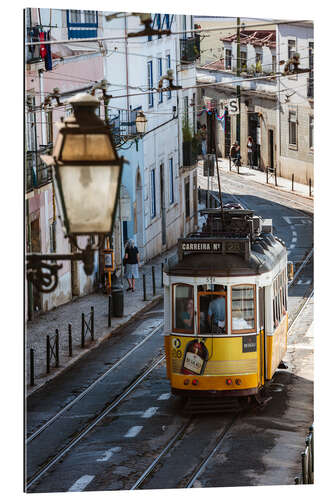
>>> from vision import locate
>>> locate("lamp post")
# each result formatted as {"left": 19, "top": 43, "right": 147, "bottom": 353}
{"left": 26, "top": 92, "right": 127, "bottom": 293}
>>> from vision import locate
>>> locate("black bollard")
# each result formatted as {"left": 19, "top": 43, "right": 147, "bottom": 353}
{"left": 161, "top": 263, "right": 164, "bottom": 288}
{"left": 46, "top": 335, "right": 50, "bottom": 374}
{"left": 292, "top": 173, "right": 294, "bottom": 191}
{"left": 108, "top": 295, "right": 112, "bottom": 327}
{"left": 68, "top": 323, "right": 72, "bottom": 357}
{"left": 229, "top": 156, "right": 231, "bottom": 171}
{"left": 143, "top": 273, "right": 147, "bottom": 301}
{"left": 152, "top": 266, "right": 156, "bottom": 296}
{"left": 91, "top": 306, "right": 94, "bottom": 341}
{"left": 30, "top": 348, "right": 35, "bottom": 387}
{"left": 274, "top": 168, "right": 277, "bottom": 187}
{"left": 55, "top": 329, "right": 59, "bottom": 368}
{"left": 81, "top": 312, "right": 85, "bottom": 348}
{"left": 309, "top": 178, "right": 312, "bottom": 197}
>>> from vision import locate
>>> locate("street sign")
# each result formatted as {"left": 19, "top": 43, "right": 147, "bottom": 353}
{"left": 104, "top": 249, "right": 114, "bottom": 272}
{"left": 227, "top": 98, "right": 239, "bottom": 115}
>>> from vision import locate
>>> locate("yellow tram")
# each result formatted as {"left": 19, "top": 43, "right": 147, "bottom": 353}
{"left": 163, "top": 207, "right": 288, "bottom": 408}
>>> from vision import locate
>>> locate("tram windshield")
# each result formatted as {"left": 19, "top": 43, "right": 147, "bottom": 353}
{"left": 173, "top": 284, "right": 194, "bottom": 333}
{"left": 231, "top": 285, "right": 256, "bottom": 332}
{"left": 198, "top": 285, "right": 227, "bottom": 334}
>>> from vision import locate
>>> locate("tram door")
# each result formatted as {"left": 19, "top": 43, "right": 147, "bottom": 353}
{"left": 258, "top": 287, "right": 266, "bottom": 386}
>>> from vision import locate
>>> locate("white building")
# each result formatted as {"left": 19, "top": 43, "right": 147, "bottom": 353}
{"left": 276, "top": 21, "right": 314, "bottom": 183}
{"left": 102, "top": 12, "right": 199, "bottom": 265}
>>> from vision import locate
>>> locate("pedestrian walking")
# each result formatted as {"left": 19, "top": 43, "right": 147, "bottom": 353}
{"left": 247, "top": 136, "right": 254, "bottom": 168}
{"left": 199, "top": 124, "right": 207, "bottom": 157}
{"left": 230, "top": 141, "right": 241, "bottom": 166}
{"left": 125, "top": 240, "right": 139, "bottom": 292}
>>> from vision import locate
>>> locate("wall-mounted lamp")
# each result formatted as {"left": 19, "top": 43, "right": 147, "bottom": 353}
{"left": 26, "top": 93, "right": 127, "bottom": 293}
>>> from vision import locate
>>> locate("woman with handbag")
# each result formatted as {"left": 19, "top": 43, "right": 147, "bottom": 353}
{"left": 125, "top": 240, "right": 139, "bottom": 292}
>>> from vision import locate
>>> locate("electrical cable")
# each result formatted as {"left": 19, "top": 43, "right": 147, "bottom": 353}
{"left": 25, "top": 18, "right": 312, "bottom": 46}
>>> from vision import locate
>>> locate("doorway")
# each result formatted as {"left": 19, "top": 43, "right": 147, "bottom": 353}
{"left": 30, "top": 218, "right": 42, "bottom": 311}
{"left": 135, "top": 169, "right": 144, "bottom": 258}
{"left": 160, "top": 164, "right": 166, "bottom": 247}
{"left": 248, "top": 113, "right": 261, "bottom": 168}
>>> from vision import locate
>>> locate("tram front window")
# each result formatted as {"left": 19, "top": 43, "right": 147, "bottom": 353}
{"left": 199, "top": 285, "right": 226, "bottom": 334}
{"left": 231, "top": 285, "right": 256, "bottom": 332}
{"left": 173, "top": 284, "right": 194, "bottom": 333}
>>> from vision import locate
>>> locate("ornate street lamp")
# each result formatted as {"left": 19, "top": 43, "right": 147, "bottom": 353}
{"left": 26, "top": 92, "right": 127, "bottom": 293}
{"left": 135, "top": 111, "right": 147, "bottom": 136}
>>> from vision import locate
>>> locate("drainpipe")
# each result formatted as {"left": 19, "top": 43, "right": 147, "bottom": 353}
{"left": 124, "top": 15, "right": 130, "bottom": 127}
{"left": 26, "top": 199, "right": 34, "bottom": 320}
{"left": 39, "top": 69, "right": 46, "bottom": 145}
{"left": 277, "top": 26, "right": 282, "bottom": 174}
{"left": 174, "top": 33, "right": 184, "bottom": 237}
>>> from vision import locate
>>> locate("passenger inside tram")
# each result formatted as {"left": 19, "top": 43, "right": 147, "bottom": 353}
{"left": 199, "top": 285, "right": 226, "bottom": 334}
{"left": 180, "top": 298, "right": 194, "bottom": 330}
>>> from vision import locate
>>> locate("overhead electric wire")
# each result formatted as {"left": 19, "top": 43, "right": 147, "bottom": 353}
{"left": 25, "top": 18, "right": 312, "bottom": 46}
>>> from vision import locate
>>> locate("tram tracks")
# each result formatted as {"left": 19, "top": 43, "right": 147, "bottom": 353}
{"left": 26, "top": 266, "right": 313, "bottom": 492}
{"left": 26, "top": 319, "right": 163, "bottom": 443}
{"left": 26, "top": 353, "right": 166, "bottom": 491}
{"left": 131, "top": 285, "right": 313, "bottom": 491}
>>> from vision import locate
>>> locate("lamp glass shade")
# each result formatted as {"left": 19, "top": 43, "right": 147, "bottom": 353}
{"left": 135, "top": 113, "right": 147, "bottom": 135}
{"left": 61, "top": 134, "right": 116, "bottom": 162}
{"left": 57, "top": 163, "right": 121, "bottom": 234}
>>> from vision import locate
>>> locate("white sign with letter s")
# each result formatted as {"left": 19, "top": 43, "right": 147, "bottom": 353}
{"left": 228, "top": 98, "right": 240, "bottom": 115}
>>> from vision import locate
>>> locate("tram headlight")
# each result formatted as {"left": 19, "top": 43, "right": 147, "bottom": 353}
{"left": 226, "top": 378, "right": 233, "bottom": 386}
{"left": 184, "top": 379, "right": 190, "bottom": 385}
{"left": 192, "top": 379, "right": 199, "bottom": 386}
{"left": 235, "top": 378, "right": 242, "bottom": 385}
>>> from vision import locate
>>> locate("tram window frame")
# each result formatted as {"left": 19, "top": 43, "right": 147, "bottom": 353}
{"left": 273, "top": 269, "right": 288, "bottom": 328}
{"left": 198, "top": 287, "right": 227, "bottom": 335}
{"left": 231, "top": 284, "right": 256, "bottom": 334}
{"left": 172, "top": 283, "right": 195, "bottom": 334}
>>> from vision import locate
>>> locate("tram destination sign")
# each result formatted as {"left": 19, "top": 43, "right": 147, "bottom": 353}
{"left": 178, "top": 238, "right": 250, "bottom": 261}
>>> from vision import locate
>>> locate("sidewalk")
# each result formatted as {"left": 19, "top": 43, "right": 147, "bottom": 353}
{"left": 199, "top": 158, "right": 314, "bottom": 201}
{"left": 25, "top": 247, "right": 176, "bottom": 396}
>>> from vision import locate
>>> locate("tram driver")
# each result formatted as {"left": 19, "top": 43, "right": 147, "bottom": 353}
{"left": 208, "top": 285, "right": 226, "bottom": 333}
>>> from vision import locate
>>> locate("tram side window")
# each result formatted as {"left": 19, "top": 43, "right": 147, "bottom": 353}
{"left": 231, "top": 285, "right": 256, "bottom": 332}
{"left": 273, "top": 269, "right": 287, "bottom": 328}
{"left": 173, "top": 284, "right": 194, "bottom": 332}
{"left": 199, "top": 285, "right": 227, "bottom": 334}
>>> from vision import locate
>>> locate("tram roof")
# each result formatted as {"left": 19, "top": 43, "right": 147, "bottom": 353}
{"left": 165, "top": 233, "right": 286, "bottom": 277}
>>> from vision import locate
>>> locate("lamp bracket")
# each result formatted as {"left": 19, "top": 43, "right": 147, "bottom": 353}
{"left": 26, "top": 238, "right": 104, "bottom": 293}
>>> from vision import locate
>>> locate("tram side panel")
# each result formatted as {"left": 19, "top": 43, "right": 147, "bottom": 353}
{"left": 264, "top": 281, "right": 288, "bottom": 380}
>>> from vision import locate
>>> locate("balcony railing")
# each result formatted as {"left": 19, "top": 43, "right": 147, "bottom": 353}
{"left": 108, "top": 109, "right": 138, "bottom": 145}
{"left": 25, "top": 145, "right": 53, "bottom": 192}
{"left": 26, "top": 26, "right": 43, "bottom": 64}
{"left": 180, "top": 36, "right": 200, "bottom": 64}
{"left": 307, "top": 74, "right": 314, "bottom": 99}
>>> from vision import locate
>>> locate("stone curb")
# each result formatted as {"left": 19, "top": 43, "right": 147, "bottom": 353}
{"left": 26, "top": 294, "right": 163, "bottom": 397}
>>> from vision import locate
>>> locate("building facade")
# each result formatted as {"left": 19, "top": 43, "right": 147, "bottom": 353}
{"left": 25, "top": 9, "right": 200, "bottom": 315}
{"left": 276, "top": 22, "right": 314, "bottom": 183}
{"left": 25, "top": 8, "right": 105, "bottom": 316}
{"left": 102, "top": 12, "right": 199, "bottom": 266}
